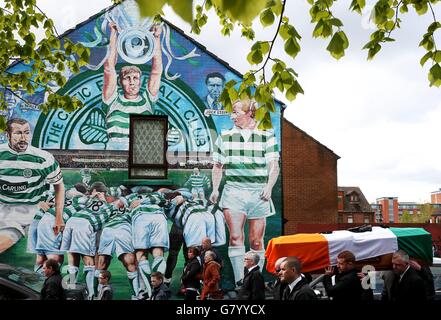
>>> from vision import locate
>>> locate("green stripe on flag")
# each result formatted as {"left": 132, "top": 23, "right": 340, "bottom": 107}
{"left": 390, "top": 227, "right": 433, "bottom": 263}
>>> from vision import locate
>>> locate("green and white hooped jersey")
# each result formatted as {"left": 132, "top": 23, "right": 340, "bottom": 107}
{"left": 103, "top": 206, "right": 131, "bottom": 229}
{"left": 185, "top": 174, "right": 210, "bottom": 189}
{"left": 0, "top": 144, "right": 63, "bottom": 205}
{"left": 72, "top": 198, "right": 114, "bottom": 232}
{"left": 213, "top": 127, "right": 280, "bottom": 188}
{"left": 46, "top": 195, "right": 88, "bottom": 223}
{"left": 103, "top": 89, "right": 156, "bottom": 142}
{"left": 166, "top": 200, "right": 207, "bottom": 229}
{"left": 32, "top": 191, "right": 54, "bottom": 222}
{"left": 121, "top": 192, "right": 165, "bottom": 220}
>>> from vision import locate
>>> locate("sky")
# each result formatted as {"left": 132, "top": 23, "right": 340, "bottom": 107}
{"left": 35, "top": 0, "right": 441, "bottom": 204}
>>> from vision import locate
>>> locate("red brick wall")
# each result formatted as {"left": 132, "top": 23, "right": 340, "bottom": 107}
{"left": 393, "top": 200, "right": 399, "bottom": 223}
{"left": 338, "top": 212, "right": 375, "bottom": 224}
{"left": 282, "top": 119, "right": 338, "bottom": 234}
{"left": 337, "top": 191, "right": 344, "bottom": 211}
{"left": 432, "top": 193, "right": 441, "bottom": 204}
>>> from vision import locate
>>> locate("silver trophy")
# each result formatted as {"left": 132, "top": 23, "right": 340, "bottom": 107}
{"left": 108, "top": 0, "right": 156, "bottom": 65}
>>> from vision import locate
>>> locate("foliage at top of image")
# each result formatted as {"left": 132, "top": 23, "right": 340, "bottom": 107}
{"left": 0, "top": 0, "right": 90, "bottom": 131}
{"left": 136, "top": 0, "right": 441, "bottom": 129}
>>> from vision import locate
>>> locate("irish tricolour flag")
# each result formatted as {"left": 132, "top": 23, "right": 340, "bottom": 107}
{"left": 265, "top": 227, "right": 433, "bottom": 274}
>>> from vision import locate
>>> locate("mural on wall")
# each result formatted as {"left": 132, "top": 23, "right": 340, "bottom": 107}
{"left": 0, "top": 0, "right": 282, "bottom": 300}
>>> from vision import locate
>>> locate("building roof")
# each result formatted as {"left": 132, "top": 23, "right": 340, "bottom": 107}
{"left": 338, "top": 186, "right": 373, "bottom": 213}
{"left": 283, "top": 118, "right": 340, "bottom": 159}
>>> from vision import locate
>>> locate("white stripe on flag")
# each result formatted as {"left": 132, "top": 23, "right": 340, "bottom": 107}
{"left": 324, "top": 227, "right": 399, "bottom": 265}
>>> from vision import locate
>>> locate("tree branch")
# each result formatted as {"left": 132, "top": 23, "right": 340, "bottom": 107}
{"left": 35, "top": 4, "right": 61, "bottom": 38}
{"left": 3, "top": 87, "right": 39, "bottom": 107}
{"left": 252, "top": 0, "right": 287, "bottom": 77}
{"left": 387, "top": 0, "right": 402, "bottom": 39}
{"left": 0, "top": 7, "right": 13, "bottom": 15}
{"left": 3, "top": 70, "right": 54, "bottom": 94}
{"left": 428, "top": 2, "right": 438, "bottom": 52}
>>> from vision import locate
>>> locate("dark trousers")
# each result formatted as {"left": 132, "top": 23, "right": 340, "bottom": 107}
{"left": 184, "top": 289, "right": 198, "bottom": 300}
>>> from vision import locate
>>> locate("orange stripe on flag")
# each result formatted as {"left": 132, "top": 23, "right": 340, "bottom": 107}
{"left": 265, "top": 233, "right": 330, "bottom": 274}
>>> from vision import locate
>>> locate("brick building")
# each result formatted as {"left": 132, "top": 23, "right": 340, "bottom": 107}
{"left": 282, "top": 118, "right": 339, "bottom": 234}
{"left": 375, "top": 197, "right": 399, "bottom": 223}
{"left": 431, "top": 190, "right": 441, "bottom": 223}
{"left": 432, "top": 189, "right": 441, "bottom": 204}
{"left": 337, "top": 187, "right": 375, "bottom": 224}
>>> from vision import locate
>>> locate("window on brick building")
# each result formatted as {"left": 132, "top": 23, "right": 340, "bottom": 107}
{"left": 350, "top": 194, "right": 359, "bottom": 203}
{"left": 347, "top": 215, "right": 353, "bottom": 223}
{"left": 364, "top": 215, "right": 370, "bottom": 224}
{"left": 129, "top": 115, "right": 168, "bottom": 179}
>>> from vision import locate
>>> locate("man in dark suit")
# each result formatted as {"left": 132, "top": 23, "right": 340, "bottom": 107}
{"left": 280, "top": 257, "right": 317, "bottom": 301}
{"left": 272, "top": 256, "right": 288, "bottom": 300}
{"left": 323, "top": 250, "right": 364, "bottom": 301}
{"left": 41, "top": 259, "right": 65, "bottom": 300}
{"left": 237, "top": 251, "right": 265, "bottom": 300}
{"left": 382, "top": 250, "right": 427, "bottom": 302}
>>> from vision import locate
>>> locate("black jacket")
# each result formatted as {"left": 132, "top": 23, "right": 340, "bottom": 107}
{"left": 237, "top": 266, "right": 265, "bottom": 300}
{"left": 151, "top": 283, "right": 171, "bottom": 300}
{"left": 272, "top": 278, "right": 287, "bottom": 300}
{"left": 282, "top": 277, "right": 317, "bottom": 301}
{"left": 181, "top": 256, "right": 202, "bottom": 290}
{"left": 97, "top": 284, "right": 113, "bottom": 300}
{"left": 323, "top": 269, "right": 363, "bottom": 301}
{"left": 41, "top": 273, "right": 65, "bottom": 300}
{"left": 385, "top": 267, "right": 427, "bottom": 302}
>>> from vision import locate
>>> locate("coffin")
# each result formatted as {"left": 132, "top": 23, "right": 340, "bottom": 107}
{"left": 265, "top": 226, "right": 433, "bottom": 274}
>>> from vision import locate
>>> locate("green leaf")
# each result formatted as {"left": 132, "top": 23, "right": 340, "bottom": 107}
{"left": 271, "top": 0, "right": 283, "bottom": 16}
{"left": 260, "top": 8, "right": 275, "bottom": 27}
{"left": 217, "top": 0, "right": 267, "bottom": 24}
{"left": 243, "top": 72, "right": 256, "bottom": 85}
{"left": 384, "top": 20, "right": 395, "bottom": 31}
{"left": 328, "top": 18, "right": 343, "bottom": 27}
{"left": 326, "top": 31, "right": 348, "bottom": 60}
{"left": 205, "top": 0, "right": 213, "bottom": 10}
{"left": 246, "top": 49, "right": 263, "bottom": 65}
{"left": 420, "top": 51, "right": 433, "bottom": 66}
{"left": 225, "top": 79, "right": 237, "bottom": 89}
{"left": 79, "top": 108, "right": 109, "bottom": 145}
{"left": 258, "top": 111, "right": 272, "bottom": 130}
{"left": 315, "top": 10, "right": 330, "bottom": 21}
{"left": 414, "top": 2, "right": 428, "bottom": 16}
{"left": 386, "top": 8, "right": 395, "bottom": 19}
{"left": 428, "top": 22, "right": 441, "bottom": 33}
{"left": 367, "top": 43, "right": 382, "bottom": 60}
{"left": 420, "top": 36, "right": 435, "bottom": 51}
{"left": 0, "top": 116, "right": 6, "bottom": 132}
{"left": 255, "top": 107, "right": 267, "bottom": 121}
{"left": 383, "top": 37, "right": 395, "bottom": 42}
{"left": 428, "top": 63, "right": 441, "bottom": 87}
{"left": 434, "top": 51, "right": 441, "bottom": 64}
{"left": 284, "top": 37, "right": 301, "bottom": 58}
{"left": 322, "top": 21, "right": 333, "bottom": 38}
{"left": 136, "top": 0, "right": 167, "bottom": 18}
{"left": 279, "top": 23, "right": 290, "bottom": 40}
{"left": 266, "top": 100, "right": 276, "bottom": 113}
{"left": 399, "top": 4, "right": 408, "bottom": 14}
{"left": 313, "top": 20, "right": 324, "bottom": 38}
{"left": 167, "top": 0, "right": 194, "bottom": 24}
